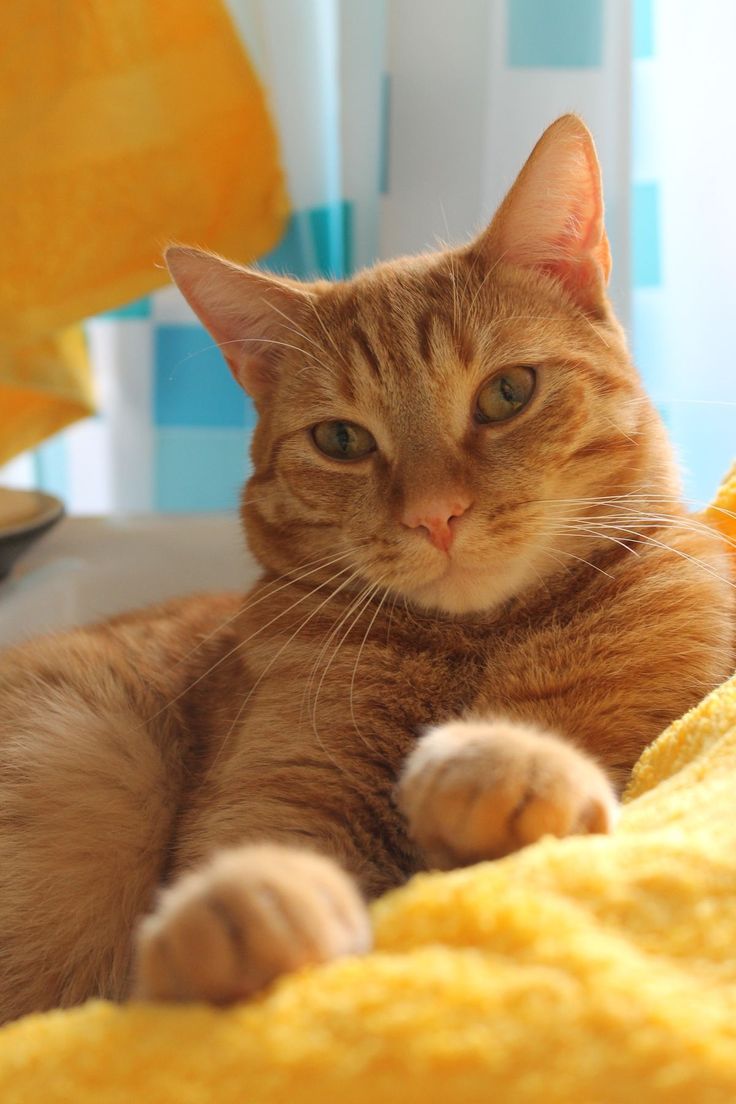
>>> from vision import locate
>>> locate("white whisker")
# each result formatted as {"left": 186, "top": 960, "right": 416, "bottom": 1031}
{"left": 349, "top": 584, "right": 389, "bottom": 741}
{"left": 307, "top": 579, "right": 378, "bottom": 740}
{"left": 538, "top": 544, "right": 615, "bottom": 579}
{"left": 143, "top": 555, "right": 363, "bottom": 724}
{"left": 304, "top": 581, "right": 372, "bottom": 710}
{"left": 165, "top": 547, "right": 367, "bottom": 673}
{"left": 204, "top": 566, "right": 364, "bottom": 782}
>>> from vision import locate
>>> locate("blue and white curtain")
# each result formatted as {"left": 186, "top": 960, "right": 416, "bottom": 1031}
{"left": 631, "top": 0, "right": 736, "bottom": 502}
{"left": 2, "top": 0, "right": 732, "bottom": 513}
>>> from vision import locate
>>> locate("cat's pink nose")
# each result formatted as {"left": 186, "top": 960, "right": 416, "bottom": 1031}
{"left": 401, "top": 497, "right": 472, "bottom": 553}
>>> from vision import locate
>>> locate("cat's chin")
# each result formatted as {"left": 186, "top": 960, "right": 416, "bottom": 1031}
{"left": 401, "top": 556, "right": 539, "bottom": 617}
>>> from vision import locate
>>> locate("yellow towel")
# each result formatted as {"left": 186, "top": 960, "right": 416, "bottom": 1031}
{"left": 706, "top": 460, "right": 736, "bottom": 546}
{"left": 1, "top": 483, "right": 735, "bottom": 1103}
{"left": 0, "top": 0, "right": 288, "bottom": 465}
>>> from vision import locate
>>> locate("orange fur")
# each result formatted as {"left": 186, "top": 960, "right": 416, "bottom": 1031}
{"left": 0, "top": 116, "right": 733, "bottom": 1020}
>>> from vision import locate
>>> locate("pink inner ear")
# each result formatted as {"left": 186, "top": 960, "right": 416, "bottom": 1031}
{"left": 482, "top": 117, "right": 612, "bottom": 311}
{"left": 540, "top": 254, "right": 601, "bottom": 307}
{"left": 165, "top": 246, "right": 315, "bottom": 402}
{"left": 224, "top": 351, "right": 275, "bottom": 401}
{"left": 537, "top": 195, "right": 611, "bottom": 295}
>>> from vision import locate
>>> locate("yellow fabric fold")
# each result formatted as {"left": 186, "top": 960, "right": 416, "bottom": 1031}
{"left": 0, "top": 0, "right": 288, "bottom": 465}
{"left": 1, "top": 473, "right": 735, "bottom": 1104}
{"left": 0, "top": 326, "right": 95, "bottom": 462}
{"left": 705, "top": 460, "right": 736, "bottom": 546}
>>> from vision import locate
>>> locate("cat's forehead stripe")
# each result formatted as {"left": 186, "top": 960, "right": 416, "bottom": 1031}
{"left": 415, "top": 310, "right": 434, "bottom": 366}
{"left": 351, "top": 326, "right": 382, "bottom": 382}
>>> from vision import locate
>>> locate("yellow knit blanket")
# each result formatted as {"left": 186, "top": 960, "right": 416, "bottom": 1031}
{"left": 0, "top": 0, "right": 287, "bottom": 464}
{"left": 1, "top": 484, "right": 735, "bottom": 1103}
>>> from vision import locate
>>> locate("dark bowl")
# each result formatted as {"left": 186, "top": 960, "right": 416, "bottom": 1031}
{"left": 0, "top": 489, "right": 65, "bottom": 581}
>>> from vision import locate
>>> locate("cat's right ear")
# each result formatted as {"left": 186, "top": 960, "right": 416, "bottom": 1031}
{"left": 165, "top": 246, "right": 313, "bottom": 401}
{"left": 475, "top": 115, "right": 611, "bottom": 315}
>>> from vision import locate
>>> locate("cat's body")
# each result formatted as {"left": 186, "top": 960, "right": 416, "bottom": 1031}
{"left": 1, "top": 116, "right": 733, "bottom": 1021}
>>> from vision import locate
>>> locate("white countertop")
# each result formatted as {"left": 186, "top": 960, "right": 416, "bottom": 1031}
{"left": 0, "top": 515, "right": 260, "bottom": 649}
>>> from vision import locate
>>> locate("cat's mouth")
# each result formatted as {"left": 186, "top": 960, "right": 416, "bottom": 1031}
{"left": 386, "top": 529, "right": 546, "bottom": 616}
{"left": 351, "top": 503, "right": 546, "bottom": 615}
{"left": 384, "top": 552, "right": 493, "bottom": 616}
{"left": 400, "top": 567, "right": 490, "bottom": 615}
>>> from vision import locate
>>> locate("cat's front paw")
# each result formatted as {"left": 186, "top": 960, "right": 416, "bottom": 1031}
{"left": 132, "top": 845, "right": 371, "bottom": 1004}
{"left": 397, "top": 719, "right": 618, "bottom": 869}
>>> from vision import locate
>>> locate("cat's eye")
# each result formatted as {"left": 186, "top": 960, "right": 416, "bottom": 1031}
{"left": 475, "top": 366, "right": 536, "bottom": 424}
{"left": 312, "top": 420, "right": 377, "bottom": 461}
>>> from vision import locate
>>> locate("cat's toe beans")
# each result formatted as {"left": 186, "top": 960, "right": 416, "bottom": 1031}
{"left": 132, "top": 844, "right": 371, "bottom": 1005}
{"left": 397, "top": 718, "right": 618, "bottom": 868}
{"left": 510, "top": 769, "right": 616, "bottom": 846}
{"left": 134, "top": 887, "right": 242, "bottom": 1005}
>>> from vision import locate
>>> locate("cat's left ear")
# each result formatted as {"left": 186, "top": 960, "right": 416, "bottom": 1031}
{"left": 165, "top": 246, "right": 314, "bottom": 401}
{"left": 477, "top": 114, "right": 611, "bottom": 314}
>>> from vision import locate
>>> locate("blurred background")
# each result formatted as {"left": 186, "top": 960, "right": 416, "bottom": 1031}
{"left": 1, "top": 0, "right": 733, "bottom": 516}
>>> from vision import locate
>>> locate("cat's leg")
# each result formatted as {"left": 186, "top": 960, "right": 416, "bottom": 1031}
{"left": 0, "top": 641, "right": 184, "bottom": 1022}
{"left": 132, "top": 845, "right": 371, "bottom": 1003}
{"left": 131, "top": 641, "right": 413, "bottom": 1006}
{"left": 133, "top": 718, "right": 615, "bottom": 1009}
{"left": 396, "top": 718, "right": 618, "bottom": 869}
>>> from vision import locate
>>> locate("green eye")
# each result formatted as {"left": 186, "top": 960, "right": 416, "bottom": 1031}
{"left": 312, "top": 420, "right": 377, "bottom": 461}
{"left": 475, "top": 366, "right": 536, "bottom": 424}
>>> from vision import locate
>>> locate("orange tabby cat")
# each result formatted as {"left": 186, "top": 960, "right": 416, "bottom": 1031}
{"left": 0, "top": 116, "right": 733, "bottom": 1021}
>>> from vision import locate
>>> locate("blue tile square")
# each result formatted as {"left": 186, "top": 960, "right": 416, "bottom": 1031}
{"left": 258, "top": 212, "right": 311, "bottom": 278}
{"left": 309, "top": 201, "right": 353, "bottom": 279}
{"left": 670, "top": 406, "right": 735, "bottom": 506}
{"left": 632, "top": 181, "right": 662, "bottom": 288}
{"left": 154, "top": 324, "right": 252, "bottom": 428}
{"left": 631, "top": 289, "right": 664, "bottom": 392}
{"left": 258, "top": 202, "right": 354, "bottom": 279}
{"left": 33, "top": 436, "right": 69, "bottom": 499}
{"left": 98, "top": 296, "right": 151, "bottom": 320}
{"left": 507, "top": 0, "right": 603, "bottom": 68}
{"left": 154, "top": 428, "right": 250, "bottom": 513}
{"left": 634, "top": 0, "right": 654, "bottom": 59}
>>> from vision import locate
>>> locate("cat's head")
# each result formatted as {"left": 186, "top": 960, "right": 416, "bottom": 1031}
{"left": 167, "top": 115, "right": 676, "bottom": 616}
